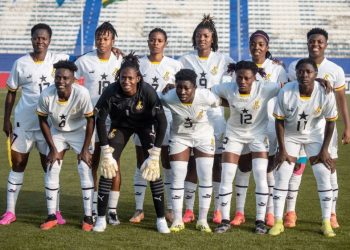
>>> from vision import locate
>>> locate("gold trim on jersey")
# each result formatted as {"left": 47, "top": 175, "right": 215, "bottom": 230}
{"left": 273, "top": 113, "right": 284, "bottom": 120}
{"left": 299, "top": 96, "right": 311, "bottom": 100}
{"left": 326, "top": 115, "right": 338, "bottom": 122}
{"left": 334, "top": 84, "right": 345, "bottom": 92}
{"left": 150, "top": 61, "right": 160, "bottom": 65}
{"left": 34, "top": 61, "right": 44, "bottom": 65}
{"left": 99, "top": 58, "right": 109, "bottom": 63}
{"left": 239, "top": 93, "right": 250, "bottom": 97}
{"left": 7, "top": 85, "right": 18, "bottom": 92}
{"left": 36, "top": 111, "right": 48, "bottom": 117}
{"left": 182, "top": 102, "right": 192, "bottom": 106}
{"left": 84, "top": 111, "right": 94, "bottom": 117}
{"left": 199, "top": 56, "right": 208, "bottom": 60}
{"left": 256, "top": 63, "right": 263, "bottom": 67}
{"left": 56, "top": 100, "right": 68, "bottom": 105}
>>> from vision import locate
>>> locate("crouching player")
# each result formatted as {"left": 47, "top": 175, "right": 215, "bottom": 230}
{"left": 270, "top": 58, "right": 338, "bottom": 237}
{"left": 37, "top": 60, "right": 95, "bottom": 231}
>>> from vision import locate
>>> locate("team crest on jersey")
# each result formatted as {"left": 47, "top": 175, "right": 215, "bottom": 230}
{"left": 323, "top": 74, "right": 330, "bottom": 80}
{"left": 196, "top": 110, "right": 204, "bottom": 120}
{"left": 136, "top": 100, "right": 143, "bottom": 110}
{"left": 163, "top": 71, "right": 170, "bottom": 81}
{"left": 210, "top": 66, "right": 218, "bottom": 75}
{"left": 252, "top": 100, "right": 261, "bottom": 110}
{"left": 112, "top": 67, "right": 119, "bottom": 77}
{"left": 51, "top": 68, "right": 56, "bottom": 77}
{"left": 108, "top": 129, "right": 117, "bottom": 139}
{"left": 264, "top": 73, "right": 271, "bottom": 80}
{"left": 314, "top": 106, "right": 322, "bottom": 115}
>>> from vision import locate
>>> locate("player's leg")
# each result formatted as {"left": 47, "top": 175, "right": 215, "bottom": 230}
{"left": 266, "top": 155, "right": 276, "bottom": 227}
{"left": 161, "top": 145, "right": 173, "bottom": 222}
{"left": 183, "top": 153, "right": 197, "bottom": 223}
{"left": 91, "top": 141, "right": 101, "bottom": 221}
{"left": 329, "top": 133, "right": 339, "bottom": 229}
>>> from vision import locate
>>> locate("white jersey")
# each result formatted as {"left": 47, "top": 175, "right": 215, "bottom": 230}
{"left": 7, "top": 52, "right": 69, "bottom": 131}
{"left": 75, "top": 50, "right": 122, "bottom": 105}
{"left": 211, "top": 81, "right": 280, "bottom": 142}
{"left": 161, "top": 88, "right": 221, "bottom": 142}
{"left": 273, "top": 81, "right": 338, "bottom": 143}
{"left": 37, "top": 84, "right": 94, "bottom": 132}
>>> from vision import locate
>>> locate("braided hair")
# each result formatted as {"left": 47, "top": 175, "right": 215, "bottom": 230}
{"left": 192, "top": 14, "right": 218, "bottom": 52}
{"left": 116, "top": 52, "right": 143, "bottom": 82}
{"left": 95, "top": 21, "right": 117, "bottom": 39}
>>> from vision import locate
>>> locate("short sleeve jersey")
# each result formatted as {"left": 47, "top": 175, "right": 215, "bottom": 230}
{"left": 273, "top": 81, "right": 338, "bottom": 143}
{"left": 7, "top": 52, "right": 69, "bottom": 131}
{"left": 37, "top": 84, "right": 94, "bottom": 132}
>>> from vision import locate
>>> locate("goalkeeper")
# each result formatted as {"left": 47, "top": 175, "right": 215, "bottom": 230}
{"left": 93, "top": 53, "right": 169, "bottom": 233}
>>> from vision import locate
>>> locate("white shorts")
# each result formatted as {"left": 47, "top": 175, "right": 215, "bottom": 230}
{"left": 209, "top": 113, "right": 226, "bottom": 154}
{"left": 169, "top": 136, "right": 215, "bottom": 155}
{"left": 222, "top": 135, "right": 268, "bottom": 155}
{"left": 49, "top": 127, "right": 95, "bottom": 155}
{"left": 11, "top": 127, "right": 47, "bottom": 154}
{"left": 285, "top": 139, "right": 332, "bottom": 158}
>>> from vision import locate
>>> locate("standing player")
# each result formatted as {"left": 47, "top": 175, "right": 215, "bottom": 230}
{"left": 179, "top": 14, "right": 234, "bottom": 224}
{"left": 130, "top": 28, "right": 182, "bottom": 224}
{"left": 270, "top": 58, "right": 338, "bottom": 237}
{"left": 231, "top": 30, "right": 288, "bottom": 227}
{"left": 212, "top": 61, "right": 281, "bottom": 234}
{"left": 93, "top": 53, "right": 170, "bottom": 233}
{"left": 285, "top": 28, "right": 350, "bottom": 228}
{"left": 75, "top": 22, "right": 122, "bottom": 225}
{"left": 0, "top": 23, "right": 68, "bottom": 225}
{"left": 37, "top": 60, "right": 95, "bottom": 231}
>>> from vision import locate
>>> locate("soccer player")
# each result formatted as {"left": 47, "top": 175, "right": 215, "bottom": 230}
{"left": 231, "top": 30, "right": 288, "bottom": 227}
{"left": 161, "top": 69, "right": 222, "bottom": 233}
{"left": 130, "top": 28, "right": 182, "bottom": 224}
{"left": 285, "top": 28, "right": 350, "bottom": 228}
{"left": 0, "top": 23, "right": 68, "bottom": 225}
{"left": 75, "top": 21, "right": 122, "bottom": 225}
{"left": 269, "top": 58, "right": 338, "bottom": 237}
{"left": 93, "top": 53, "right": 170, "bottom": 233}
{"left": 179, "top": 14, "right": 234, "bottom": 224}
{"left": 37, "top": 60, "right": 95, "bottom": 231}
{"left": 212, "top": 61, "right": 281, "bottom": 234}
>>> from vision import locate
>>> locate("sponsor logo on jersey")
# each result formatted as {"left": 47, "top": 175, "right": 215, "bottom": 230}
{"left": 135, "top": 192, "right": 142, "bottom": 196}
{"left": 172, "top": 195, "right": 181, "bottom": 200}
{"left": 221, "top": 201, "right": 228, "bottom": 207}
{"left": 154, "top": 196, "right": 162, "bottom": 201}
{"left": 83, "top": 197, "right": 90, "bottom": 201}
{"left": 202, "top": 194, "right": 211, "bottom": 199}
{"left": 8, "top": 189, "right": 16, "bottom": 193}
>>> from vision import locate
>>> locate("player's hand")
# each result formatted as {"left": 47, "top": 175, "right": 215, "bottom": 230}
{"left": 140, "top": 147, "right": 161, "bottom": 181}
{"left": 111, "top": 47, "right": 124, "bottom": 59}
{"left": 99, "top": 145, "right": 118, "bottom": 179}
{"left": 312, "top": 149, "right": 333, "bottom": 170}
{"left": 275, "top": 149, "right": 293, "bottom": 170}
{"left": 341, "top": 127, "right": 350, "bottom": 145}
{"left": 46, "top": 148, "right": 61, "bottom": 170}
{"left": 162, "top": 84, "right": 175, "bottom": 95}
{"left": 315, "top": 78, "right": 332, "bottom": 94}
{"left": 78, "top": 149, "right": 93, "bottom": 167}
{"left": 3, "top": 120, "right": 12, "bottom": 137}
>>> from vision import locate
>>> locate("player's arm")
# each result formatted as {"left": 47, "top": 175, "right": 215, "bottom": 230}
{"left": 3, "top": 90, "right": 16, "bottom": 137}
{"left": 95, "top": 89, "right": 111, "bottom": 146}
{"left": 153, "top": 102, "right": 167, "bottom": 148}
{"left": 78, "top": 114, "right": 95, "bottom": 167}
{"left": 335, "top": 89, "right": 350, "bottom": 144}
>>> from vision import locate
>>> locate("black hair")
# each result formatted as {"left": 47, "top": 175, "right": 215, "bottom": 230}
{"left": 295, "top": 58, "right": 318, "bottom": 72}
{"left": 116, "top": 52, "right": 143, "bottom": 81}
{"left": 235, "top": 60, "right": 259, "bottom": 75}
{"left": 31, "top": 23, "right": 52, "bottom": 38}
{"left": 53, "top": 60, "right": 78, "bottom": 72}
{"left": 149, "top": 28, "right": 167, "bottom": 41}
{"left": 95, "top": 21, "right": 117, "bottom": 39}
{"left": 307, "top": 28, "right": 328, "bottom": 41}
{"left": 249, "top": 30, "right": 273, "bottom": 60}
{"left": 192, "top": 14, "right": 218, "bottom": 52}
{"left": 175, "top": 69, "right": 197, "bottom": 86}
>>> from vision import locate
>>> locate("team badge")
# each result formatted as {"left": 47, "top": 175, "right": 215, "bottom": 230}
{"left": 112, "top": 67, "right": 119, "bottom": 77}
{"left": 163, "top": 71, "right": 170, "bottom": 81}
{"left": 314, "top": 106, "right": 322, "bottom": 115}
{"left": 210, "top": 66, "right": 218, "bottom": 75}
{"left": 108, "top": 129, "right": 117, "bottom": 139}
{"left": 196, "top": 110, "right": 204, "bottom": 120}
{"left": 51, "top": 68, "right": 56, "bottom": 77}
{"left": 136, "top": 100, "right": 143, "bottom": 110}
{"left": 265, "top": 73, "right": 271, "bottom": 80}
{"left": 252, "top": 99, "right": 261, "bottom": 110}
{"left": 323, "top": 74, "right": 330, "bottom": 80}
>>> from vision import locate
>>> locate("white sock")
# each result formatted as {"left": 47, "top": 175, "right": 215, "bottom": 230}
{"left": 6, "top": 171, "right": 24, "bottom": 214}
{"left": 312, "top": 163, "right": 332, "bottom": 219}
{"left": 266, "top": 171, "right": 275, "bottom": 214}
{"left": 196, "top": 157, "right": 214, "bottom": 221}
{"left": 184, "top": 181, "right": 197, "bottom": 211}
{"left": 56, "top": 161, "right": 63, "bottom": 213}
{"left": 273, "top": 161, "right": 295, "bottom": 220}
{"left": 252, "top": 158, "right": 269, "bottom": 221}
{"left": 286, "top": 173, "right": 302, "bottom": 212}
{"left": 134, "top": 168, "right": 147, "bottom": 210}
{"left": 219, "top": 163, "right": 237, "bottom": 221}
{"left": 213, "top": 182, "right": 221, "bottom": 211}
{"left": 93, "top": 191, "right": 98, "bottom": 214}
{"left": 45, "top": 161, "right": 62, "bottom": 215}
{"left": 330, "top": 170, "right": 338, "bottom": 214}
{"left": 235, "top": 168, "right": 250, "bottom": 214}
{"left": 163, "top": 168, "right": 172, "bottom": 210}
{"left": 108, "top": 191, "right": 120, "bottom": 214}
{"left": 170, "top": 161, "right": 187, "bottom": 222}
{"left": 78, "top": 161, "right": 94, "bottom": 216}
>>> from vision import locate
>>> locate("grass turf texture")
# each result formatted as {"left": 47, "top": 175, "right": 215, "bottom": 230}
{"left": 0, "top": 89, "right": 349, "bottom": 249}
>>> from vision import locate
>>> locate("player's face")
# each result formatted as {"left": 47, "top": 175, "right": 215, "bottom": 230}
{"left": 296, "top": 63, "right": 317, "bottom": 87}
{"left": 95, "top": 31, "right": 115, "bottom": 54}
{"left": 195, "top": 28, "right": 213, "bottom": 52}
{"left": 249, "top": 36, "right": 269, "bottom": 61}
{"left": 307, "top": 34, "right": 327, "bottom": 58}
{"left": 148, "top": 32, "right": 167, "bottom": 55}
{"left": 236, "top": 69, "right": 256, "bottom": 94}
{"left": 31, "top": 29, "right": 51, "bottom": 54}
{"left": 176, "top": 80, "right": 196, "bottom": 103}
{"left": 119, "top": 67, "right": 140, "bottom": 96}
{"left": 54, "top": 68, "right": 75, "bottom": 95}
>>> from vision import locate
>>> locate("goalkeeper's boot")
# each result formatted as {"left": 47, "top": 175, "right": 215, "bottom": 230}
{"left": 196, "top": 220, "right": 212, "bottom": 233}
{"left": 283, "top": 211, "right": 297, "bottom": 228}
{"left": 55, "top": 211, "right": 66, "bottom": 225}
{"left": 170, "top": 220, "right": 185, "bottom": 233}
{"left": 93, "top": 216, "right": 107, "bottom": 232}
{"left": 321, "top": 219, "right": 336, "bottom": 238}
{"left": 183, "top": 209, "right": 195, "bottom": 223}
{"left": 82, "top": 216, "right": 93, "bottom": 232}
{"left": 165, "top": 209, "right": 174, "bottom": 223}
{"left": 330, "top": 213, "right": 340, "bottom": 229}
{"left": 0, "top": 211, "right": 16, "bottom": 225}
{"left": 40, "top": 214, "right": 58, "bottom": 230}
{"left": 230, "top": 211, "right": 245, "bottom": 226}
{"left": 156, "top": 217, "right": 170, "bottom": 234}
{"left": 255, "top": 220, "right": 268, "bottom": 234}
{"left": 108, "top": 212, "right": 120, "bottom": 226}
{"left": 215, "top": 220, "right": 231, "bottom": 234}
{"left": 269, "top": 219, "right": 284, "bottom": 236}
{"left": 129, "top": 210, "right": 144, "bottom": 223}
{"left": 212, "top": 209, "right": 222, "bottom": 224}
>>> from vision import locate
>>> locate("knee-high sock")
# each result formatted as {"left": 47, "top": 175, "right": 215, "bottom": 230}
{"left": 235, "top": 168, "right": 250, "bottom": 214}
{"left": 266, "top": 171, "right": 275, "bottom": 214}
{"left": 170, "top": 161, "right": 187, "bottom": 222}
{"left": 219, "top": 163, "right": 237, "bottom": 221}
{"left": 45, "top": 161, "right": 62, "bottom": 215}
{"left": 78, "top": 161, "right": 94, "bottom": 216}
{"left": 163, "top": 168, "right": 172, "bottom": 210}
{"left": 273, "top": 161, "right": 295, "bottom": 220}
{"left": 184, "top": 181, "right": 197, "bottom": 210}
{"left": 6, "top": 170, "right": 24, "bottom": 214}
{"left": 213, "top": 182, "right": 221, "bottom": 211}
{"left": 286, "top": 158, "right": 306, "bottom": 212}
{"left": 55, "top": 161, "right": 63, "bottom": 213}
{"left": 93, "top": 191, "right": 98, "bottom": 214}
{"left": 312, "top": 163, "right": 332, "bottom": 219}
{"left": 196, "top": 157, "right": 214, "bottom": 222}
{"left": 150, "top": 178, "right": 165, "bottom": 218}
{"left": 133, "top": 167, "right": 147, "bottom": 211}
{"left": 108, "top": 191, "right": 120, "bottom": 214}
{"left": 330, "top": 170, "right": 338, "bottom": 214}
{"left": 252, "top": 158, "right": 269, "bottom": 221}
{"left": 97, "top": 176, "right": 113, "bottom": 216}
